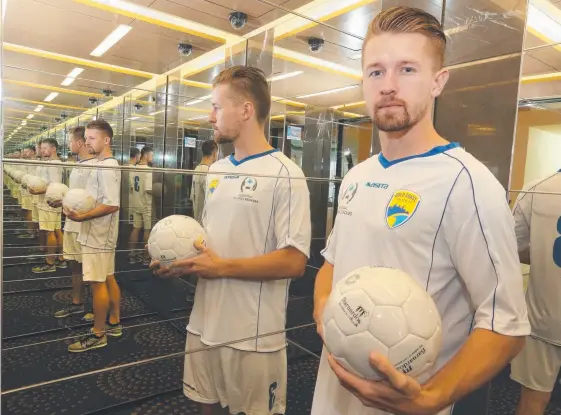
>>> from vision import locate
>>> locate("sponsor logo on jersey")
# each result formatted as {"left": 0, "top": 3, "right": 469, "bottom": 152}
{"left": 365, "top": 182, "right": 389, "bottom": 189}
{"left": 340, "top": 182, "right": 358, "bottom": 205}
{"left": 208, "top": 179, "right": 219, "bottom": 195}
{"left": 385, "top": 190, "right": 421, "bottom": 229}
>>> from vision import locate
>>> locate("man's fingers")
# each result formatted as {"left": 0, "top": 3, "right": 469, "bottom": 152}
{"left": 193, "top": 237, "right": 206, "bottom": 252}
{"left": 369, "top": 352, "right": 420, "bottom": 397}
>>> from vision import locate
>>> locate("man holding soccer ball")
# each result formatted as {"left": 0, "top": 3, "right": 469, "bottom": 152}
{"left": 65, "top": 119, "right": 122, "bottom": 352}
{"left": 152, "top": 66, "right": 311, "bottom": 415}
{"left": 312, "top": 6, "right": 530, "bottom": 415}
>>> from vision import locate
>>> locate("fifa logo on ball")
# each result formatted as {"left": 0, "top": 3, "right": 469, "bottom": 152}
{"left": 355, "top": 305, "right": 369, "bottom": 318}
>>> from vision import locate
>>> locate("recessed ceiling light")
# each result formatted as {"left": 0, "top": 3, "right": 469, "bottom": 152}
{"left": 61, "top": 68, "right": 84, "bottom": 86}
{"left": 90, "top": 25, "right": 132, "bottom": 57}
{"left": 349, "top": 52, "right": 362, "bottom": 60}
{"left": 268, "top": 71, "right": 304, "bottom": 82}
{"left": 44, "top": 92, "right": 59, "bottom": 102}
{"left": 296, "top": 85, "right": 359, "bottom": 99}
{"left": 26, "top": 114, "right": 34, "bottom": 119}
{"left": 34, "top": 105, "right": 44, "bottom": 112}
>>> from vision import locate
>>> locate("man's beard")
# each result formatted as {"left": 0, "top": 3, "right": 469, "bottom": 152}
{"left": 214, "top": 129, "right": 236, "bottom": 145}
{"left": 87, "top": 147, "right": 98, "bottom": 155}
{"left": 373, "top": 101, "right": 427, "bottom": 133}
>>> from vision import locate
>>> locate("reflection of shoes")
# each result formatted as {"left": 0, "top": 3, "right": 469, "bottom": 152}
{"left": 142, "top": 257, "right": 150, "bottom": 266}
{"left": 32, "top": 264, "right": 56, "bottom": 273}
{"left": 17, "top": 233, "right": 35, "bottom": 239}
{"left": 105, "top": 323, "right": 123, "bottom": 337}
{"left": 55, "top": 260, "right": 68, "bottom": 269}
{"left": 54, "top": 303, "right": 85, "bottom": 318}
{"left": 129, "top": 256, "right": 141, "bottom": 264}
{"left": 82, "top": 313, "right": 94, "bottom": 322}
{"left": 68, "top": 329, "right": 107, "bottom": 353}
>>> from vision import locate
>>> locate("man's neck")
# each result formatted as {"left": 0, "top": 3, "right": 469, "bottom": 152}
{"left": 379, "top": 117, "right": 448, "bottom": 162}
{"left": 232, "top": 130, "right": 272, "bottom": 161}
{"left": 138, "top": 160, "right": 148, "bottom": 166}
{"left": 97, "top": 149, "right": 112, "bottom": 161}
{"left": 200, "top": 156, "right": 213, "bottom": 166}
{"left": 78, "top": 151, "right": 91, "bottom": 161}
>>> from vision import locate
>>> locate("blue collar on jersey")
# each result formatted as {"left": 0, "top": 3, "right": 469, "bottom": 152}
{"left": 378, "top": 142, "right": 460, "bottom": 169}
{"left": 229, "top": 148, "right": 280, "bottom": 166}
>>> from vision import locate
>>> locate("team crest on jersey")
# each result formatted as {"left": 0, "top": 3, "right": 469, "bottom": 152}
{"left": 385, "top": 190, "right": 421, "bottom": 229}
{"left": 240, "top": 177, "right": 257, "bottom": 193}
{"left": 208, "top": 179, "right": 219, "bottom": 195}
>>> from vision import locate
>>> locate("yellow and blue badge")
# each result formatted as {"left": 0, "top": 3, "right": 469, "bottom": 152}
{"left": 385, "top": 190, "right": 421, "bottom": 229}
{"left": 208, "top": 179, "right": 219, "bottom": 195}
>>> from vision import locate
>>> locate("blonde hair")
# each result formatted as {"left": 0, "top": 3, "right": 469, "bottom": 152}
{"left": 212, "top": 66, "right": 271, "bottom": 124}
{"left": 364, "top": 6, "right": 446, "bottom": 68}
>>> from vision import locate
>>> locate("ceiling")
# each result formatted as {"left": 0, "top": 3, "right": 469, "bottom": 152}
{"left": 3, "top": 0, "right": 561, "bottom": 146}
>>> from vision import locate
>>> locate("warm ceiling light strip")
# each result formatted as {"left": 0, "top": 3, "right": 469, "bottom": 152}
{"left": 273, "top": 47, "right": 362, "bottom": 79}
{"left": 4, "top": 97, "right": 85, "bottom": 110}
{"left": 332, "top": 101, "right": 366, "bottom": 110}
{"left": 521, "top": 71, "right": 561, "bottom": 84}
{"left": 3, "top": 43, "right": 155, "bottom": 78}
{"left": 4, "top": 79, "right": 104, "bottom": 98}
{"left": 73, "top": 0, "right": 234, "bottom": 44}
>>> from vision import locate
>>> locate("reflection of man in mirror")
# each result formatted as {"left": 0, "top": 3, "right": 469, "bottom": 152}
{"left": 65, "top": 119, "right": 122, "bottom": 353}
{"left": 153, "top": 66, "right": 312, "bottom": 415}
{"left": 55, "top": 126, "right": 97, "bottom": 321}
{"left": 129, "top": 146, "right": 154, "bottom": 265}
{"left": 190, "top": 140, "right": 217, "bottom": 224}
{"left": 311, "top": 6, "right": 529, "bottom": 415}
{"left": 126, "top": 147, "right": 141, "bottom": 244}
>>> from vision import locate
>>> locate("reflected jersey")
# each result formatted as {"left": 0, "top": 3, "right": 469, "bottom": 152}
{"left": 38, "top": 159, "right": 63, "bottom": 213}
{"left": 65, "top": 158, "right": 97, "bottom": 233}
{"left": 311, "top": 143, "right": 530, "bottom": 415}
{"left": 78, "top": 157, "right": 121, "bottom": 250}
{"left": 187, "top": 149, "right": 312, "bottom": 352}
{"left": 513, "top": 172, "right": 561, "bottom": 345}
{"left": 190, "top": 164, "right": 210, "bottom": 223}
{"left": 129, "top": 164, "right": 152, "bottom": 212}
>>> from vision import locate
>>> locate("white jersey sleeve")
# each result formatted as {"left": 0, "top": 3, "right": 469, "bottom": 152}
{"left": 512, "top": 180, "right": 542, "bottom": 253}
{"left": 321, "top": 177, "right": 350, "bottom": 265}
{"left": 443, "top": 166, "right": 528, "bottom": 336}
{"left": 273, "top": 166, "right": 311, "bottom": 257}
{"left": 99, "top": 164, "right": 121, "bottom": 207}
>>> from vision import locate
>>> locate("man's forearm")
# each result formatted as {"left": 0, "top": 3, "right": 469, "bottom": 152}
{"left": 314, "top": 262, "right": 333, "bottom": 306}
{"left": 80, "top": 204, "right": 119, "bottom": 221}
{"left": 421, "top": 328, "right": 525, "bottom": 412}
{"left": 220, "top": 247, "right": 307, "bottom": 281}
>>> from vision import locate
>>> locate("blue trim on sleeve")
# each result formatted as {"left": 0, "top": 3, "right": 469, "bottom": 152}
{"left": 229, "top": 149, "right": 280, "bottom": 166}
{"left": 378, "top": 142, "right": 460, "bottom": 169}
{"left": 444, "top": 153, "right": 499, "bottom": 332}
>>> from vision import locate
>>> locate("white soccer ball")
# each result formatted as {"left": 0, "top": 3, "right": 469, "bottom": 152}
{"left": 20, "top": 174, "right": 30, "bottom": 186}
{"left": 45, "top": 183, "right": 70, "bottom": 204}
{"left": 62, "top": 188, "right": 96, "bottom": 214}
{"left": 322, "top": 266, "right": 442, "bottom": 381}
{"left": 148, "top": 215, "right": 206, "bottom": 266}
{"left": 27, "top": 176, "right": 48, "bottom": 192}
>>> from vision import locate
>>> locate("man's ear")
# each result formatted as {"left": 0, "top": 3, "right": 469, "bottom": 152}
{"left": 432, "top": 68, "right": 449, "bottom": 98}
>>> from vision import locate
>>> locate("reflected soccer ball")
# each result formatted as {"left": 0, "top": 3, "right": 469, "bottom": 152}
{"left": 147, "top": 215, "right": 206, "bottom": 266}
{"left": 12, "top": 170, "right": 25, "bottom": 183}
{"left": 322, "top": 266, "right": 442, "bottom": 381}
{"left": 27, "top": 176, "right": 48, "bottom": 192}
{"left": 45, "top": 183, "right": 69, "bottom": 204}
{"left": 62, "top": 188, "right": 96, "bottom": 214}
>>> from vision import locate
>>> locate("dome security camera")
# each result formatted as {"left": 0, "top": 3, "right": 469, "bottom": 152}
{"left": 60, "top": 113, "right": 68, "bottom": 119}
{"left": 308, "top": 37, "right": 325, "bottom": 53}
{"left": 134, "top": 103, "right": 143, "bottom": 111}
{"left": 88, "top": 97, "right": 98, "bottom": 105}
{"left": 102, "top": 89, "right": 113, "bottom": 97}
{"left": 178, "top": 42, "right": 193, "bottom": 56}
{"left": 229, "top": 11, "right": 248, "bottom": 30}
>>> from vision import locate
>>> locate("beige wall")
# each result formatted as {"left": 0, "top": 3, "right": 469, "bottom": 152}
{"left": 510, "top": 108, "right": 561, "bottom": 204}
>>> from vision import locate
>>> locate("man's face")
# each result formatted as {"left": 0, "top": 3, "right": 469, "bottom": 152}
{"left": 69, "top": 135, "right": 84, "bottom": 155}
{"left": 209, "top": 84, "right": 244, "bottom": 144}
{"left": 22, "top": 148, "right": 31, "bottom": 159}
{"left": 85, "top": 128, "right": 109, "bottom": 155}
{"left": 362, "top": 32, "right": 448, "bottom": 133}
{"left": 145, "top": 151, "right": 154, "bottom": 164}
{"left": 40, "top": 143, "right": 54, "bottom": 158}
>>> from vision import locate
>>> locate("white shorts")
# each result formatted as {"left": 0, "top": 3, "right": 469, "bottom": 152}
{"left": 132, "top": 209, "right": 152, "bottom": 230}
{"left": 511, "top": 335, "right": 561, "bottom": 393}
{"left": 183, "top": 333, "right": 287, "bottom": 415}
{"left": 63, "top": 231, "right": 82, "bottom": 263}
{"left": 22, "top": 195, "right": 33, "bottom": 210}
{"left": 81, "top": 245, "right": 115, "bottom": 283}
{"left": 38, "top": 209, "right": 62, "bottom": 231}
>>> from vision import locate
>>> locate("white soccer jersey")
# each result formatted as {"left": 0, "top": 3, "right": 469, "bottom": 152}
{"left": 130, "top": 164, "right": 152, "bottom": 212}
{"left": 65, "top": 157, "right": 97, "bottom": 233}
{"left": 513, "top": 171, "right": 561, "bottom": 345}
{"left": 311, "top": 143, "right": 530, "bottom": 415}
{"left": 190, "top": 164, "right": 210, "bottom": 223}
{"left": 38, "top": 159, "right": 63, "bottom": 212}
{"left": 78, "top": 157, "right": 121, "bottom": 250}
{"left": 187, "top": 149, "right": 312, "bottom": 352}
